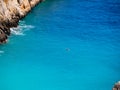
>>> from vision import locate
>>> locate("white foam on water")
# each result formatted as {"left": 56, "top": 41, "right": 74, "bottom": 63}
{"left": 10, "top": 21, "right": 35, "bottom": 36}
{"left": 10, "top": 27, "right": 25, "bottom": 35}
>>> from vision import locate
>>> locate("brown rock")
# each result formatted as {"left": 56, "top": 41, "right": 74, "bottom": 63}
{"left": 113, "top": 81, "right": 120, "bottom": 90}
{"left": 0, "top": 29, "right": 7, "bottom": 44}
{"left": 0, "top": 0, "right": 43, "bottom": 44}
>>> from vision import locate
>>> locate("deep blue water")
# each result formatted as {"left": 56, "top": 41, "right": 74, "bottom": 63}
{"left": 0, "top": 0, "right": 120, "bottom": 90}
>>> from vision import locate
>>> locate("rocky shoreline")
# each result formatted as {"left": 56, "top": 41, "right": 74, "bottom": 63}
{"left": 0, "top": 0, "right": 43, "bottom": 44}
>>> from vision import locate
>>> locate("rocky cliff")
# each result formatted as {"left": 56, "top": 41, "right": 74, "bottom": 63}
{"left": 0, "top": 0, "right": 43, "bottom": 44}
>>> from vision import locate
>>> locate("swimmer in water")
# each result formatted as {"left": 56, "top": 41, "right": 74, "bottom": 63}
{"left": 66, "top": 48, "right": 70, "bottom": 51}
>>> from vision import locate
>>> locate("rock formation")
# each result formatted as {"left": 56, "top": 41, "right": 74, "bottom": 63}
{"left": 0, "top": 0, "right": 43, "bottom": 44}
{"left": 113, "top": 81, "right": 120, "bottom": 90}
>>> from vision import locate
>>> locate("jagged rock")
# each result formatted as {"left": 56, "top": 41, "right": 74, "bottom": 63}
{"left": 0, "top": 23, "right": 10, "bottom": 35}
{"left": 0, "top": 0, "right": 43, "bottom": 44}
{"left": 113, "top": 81, "right": 120, "bottom": 90}
{"left": 0, "top": 29, "right": 7, "bottom": 44}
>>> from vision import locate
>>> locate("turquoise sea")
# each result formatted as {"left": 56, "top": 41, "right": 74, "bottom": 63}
{"left": 0, "top": 0, "right": 120, "bottom": 90}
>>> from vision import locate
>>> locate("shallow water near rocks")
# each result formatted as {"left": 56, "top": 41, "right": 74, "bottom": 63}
{"left": 0, "top": 0, "right": 120, "bottom": 90}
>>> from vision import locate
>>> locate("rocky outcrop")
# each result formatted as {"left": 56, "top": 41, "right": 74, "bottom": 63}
{"left": 113, "top": 81, "right": 120, "bottom": 90}
{"left": 0, "top": 0, "right": 43, "bottom": 44}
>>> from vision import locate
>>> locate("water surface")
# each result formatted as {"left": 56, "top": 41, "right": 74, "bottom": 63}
{"left": 0, "top": 0, "right": 120, "bottom": 90}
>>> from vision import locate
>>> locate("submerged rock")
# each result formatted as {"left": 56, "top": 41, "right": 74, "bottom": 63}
{"left": 0, "top": 0, "right": 43, "bottom": 44}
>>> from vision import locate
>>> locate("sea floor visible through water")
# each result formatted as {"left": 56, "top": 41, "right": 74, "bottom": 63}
{"left": 0, "top": 0, "right": 120, "bottom": 90}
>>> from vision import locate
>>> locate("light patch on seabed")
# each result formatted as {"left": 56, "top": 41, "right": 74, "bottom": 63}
{"left": 10, "top": 21, "right": 35, "bottom": 36}
{"left": 0, "top": 51, "right": 4, "bottom": 53}
{"left": 0, "top": 51, "right": 4, "bottom": 56}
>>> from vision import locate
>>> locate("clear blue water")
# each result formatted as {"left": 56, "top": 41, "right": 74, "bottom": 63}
{"left": 0, "top": 0, "right": 120, "bottom": 90}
